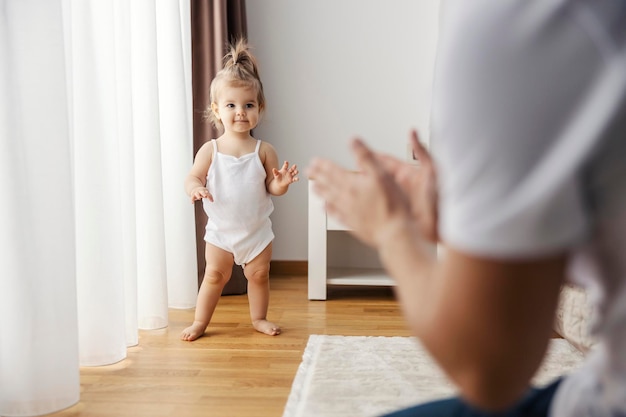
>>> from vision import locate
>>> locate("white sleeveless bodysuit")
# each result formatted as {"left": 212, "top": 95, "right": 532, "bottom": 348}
{"left": 203, "top": 139, "right": 274, "bottom": 265}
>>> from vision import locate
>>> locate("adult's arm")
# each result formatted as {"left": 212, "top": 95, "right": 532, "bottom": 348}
{"left": 309, "top": 142, "right": 566, "bottom": 411}
{"left": 377, "top": 215, "right": 566, "bottom": 409}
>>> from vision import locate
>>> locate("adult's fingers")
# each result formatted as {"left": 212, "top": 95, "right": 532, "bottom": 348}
{"left": 307, "top": 157, "right": 346, "bottom": 199}
{"left": 351, "top": 138, "right": 385, "bottom": 178}
{"left": 409, "top": 130, "right": 431, "bottom": 166}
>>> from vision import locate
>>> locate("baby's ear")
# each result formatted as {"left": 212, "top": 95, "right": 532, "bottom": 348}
{"left": 211, "top": 102, "right": 220, "bottom": 119}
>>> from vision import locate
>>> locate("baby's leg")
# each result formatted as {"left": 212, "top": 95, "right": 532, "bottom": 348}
{"left": 243, "top": 243, "right": 281, "bottom": 336}
{"left": 181, "top": 244, "right": 234, "bottom": 341}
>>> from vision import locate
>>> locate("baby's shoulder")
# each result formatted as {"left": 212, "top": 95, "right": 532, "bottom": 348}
{"left": 194, "top": 139, "right": 216, "bottom": 164}
{"left": 257, "top": 140, "right": 278, "bottom": 168}
{"left": 258, "top": 139, "right": 276, "bottom": 154}
{"left": 197, "top": 139, "right": 216, "bottom": 154}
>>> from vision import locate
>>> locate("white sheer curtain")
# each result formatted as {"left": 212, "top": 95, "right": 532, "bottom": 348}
{"left": 0, "top": 0, "right": 197, "bottom": 415}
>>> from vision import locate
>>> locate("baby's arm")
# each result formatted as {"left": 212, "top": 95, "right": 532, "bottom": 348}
{"left": 261, "top": 142, "right": 299, "bottom": 196}
{"left": 184, "top": 141, "right": 214, "bottom": 203}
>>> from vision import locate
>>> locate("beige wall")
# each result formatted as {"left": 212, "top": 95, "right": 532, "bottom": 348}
{"left": 247, "top": 1, "right": 441, "bottom": 260}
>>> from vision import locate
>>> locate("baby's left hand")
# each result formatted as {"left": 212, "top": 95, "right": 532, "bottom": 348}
{"left": 272, "top": 161, "right": 299, "bottom": 187}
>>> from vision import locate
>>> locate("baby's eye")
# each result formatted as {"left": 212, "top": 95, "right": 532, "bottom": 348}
{"left": 226, "top": 103, "right": 235, "bottom": 108}
{"left": 246, "top": 103, "right": 256, "bottom": 109}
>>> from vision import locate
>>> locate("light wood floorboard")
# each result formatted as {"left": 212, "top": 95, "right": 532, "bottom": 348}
{"left": 47, "top": 275, "right": 410, "bottom": 417}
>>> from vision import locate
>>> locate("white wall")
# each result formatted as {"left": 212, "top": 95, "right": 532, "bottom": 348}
{"left": 247, "top": 1, "right": 440, "bottom": 260}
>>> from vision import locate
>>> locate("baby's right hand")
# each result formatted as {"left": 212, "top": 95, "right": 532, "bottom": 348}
{"left": 190, "top": 186, "right": 213, "bottom": 203}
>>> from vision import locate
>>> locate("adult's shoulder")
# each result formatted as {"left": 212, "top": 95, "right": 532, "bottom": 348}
{"left": 435, "top": 2, "right": 597, "bottom": 258}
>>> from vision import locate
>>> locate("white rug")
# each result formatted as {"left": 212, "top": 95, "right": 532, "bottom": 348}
{"left": 283, "top": 335, "right": 585, "bottom": 417}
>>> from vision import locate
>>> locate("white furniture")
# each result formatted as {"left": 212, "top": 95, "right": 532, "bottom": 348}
{"left": 308, "top": 179, "right": 394, "bottom": 300}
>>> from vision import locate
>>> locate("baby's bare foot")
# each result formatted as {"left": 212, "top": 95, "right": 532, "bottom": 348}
{"left": 253, "top": 319, "right": 281, "bottom": 336}
{"left": 180, "top": 321, "right": 208, "bottom": 341}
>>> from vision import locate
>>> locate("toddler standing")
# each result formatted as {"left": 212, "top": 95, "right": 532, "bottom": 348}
{"left": 181, "top": 38, "right": 298, "bottom": 341}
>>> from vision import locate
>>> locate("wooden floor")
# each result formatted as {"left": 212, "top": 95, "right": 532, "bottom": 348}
{"left": 49, "top": 275, "right": 411, "bottom": 417}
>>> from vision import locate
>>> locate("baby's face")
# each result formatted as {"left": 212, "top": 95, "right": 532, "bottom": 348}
{"left": 213, "top": 85, "right": 260, "bottom": 134}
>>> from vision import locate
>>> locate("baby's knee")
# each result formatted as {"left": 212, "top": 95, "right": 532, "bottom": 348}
{"left": 245, "top": 266, "right": 270, "bottom": 284}
{"left": 203, "top": 268, "right": 231, "bottom": 286}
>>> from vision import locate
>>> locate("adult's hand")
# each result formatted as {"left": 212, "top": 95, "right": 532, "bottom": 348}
{"left": 378, "top": 130, "right": 438, "bottom": 242}
{"left": 307, "top": 137, "right": 414, "bottom": 248}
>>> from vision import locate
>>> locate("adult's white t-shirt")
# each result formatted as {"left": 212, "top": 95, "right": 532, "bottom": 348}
{"left": 432, "top": 2, "right": 626, "bottom": 416}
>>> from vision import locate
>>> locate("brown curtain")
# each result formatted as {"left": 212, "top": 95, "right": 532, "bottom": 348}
{"left": 191, "top": 0, "right": 248, "bottom": 292}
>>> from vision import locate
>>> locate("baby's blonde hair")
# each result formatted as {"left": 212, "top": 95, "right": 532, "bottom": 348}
{"left": 205, "top": 38, "right": 265, "bottom": 132}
